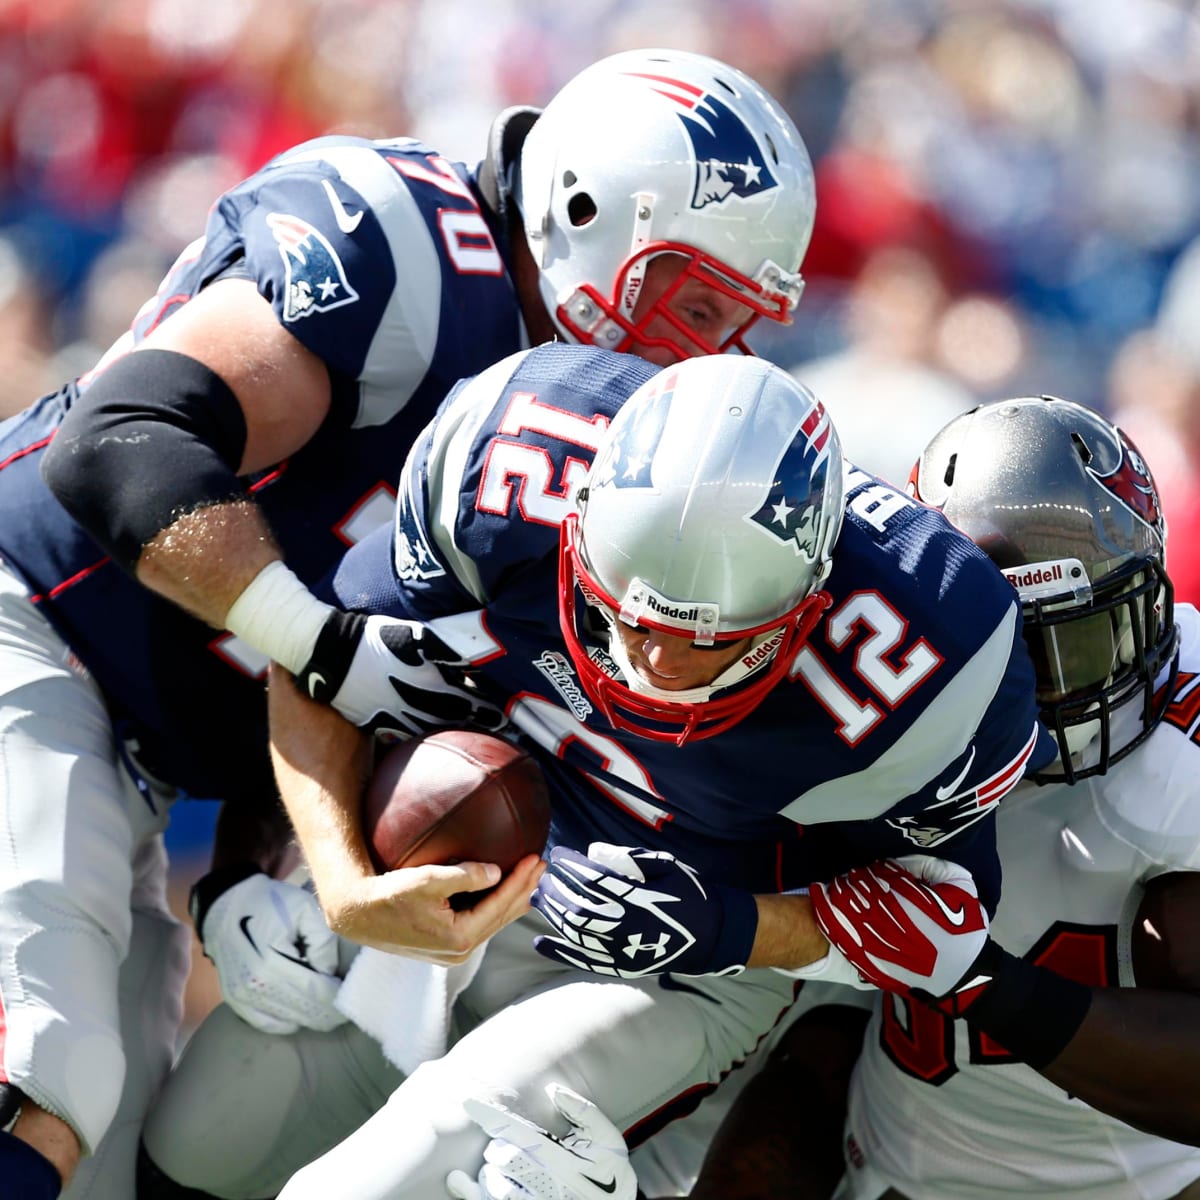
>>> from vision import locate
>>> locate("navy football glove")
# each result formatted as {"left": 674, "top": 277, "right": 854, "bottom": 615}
{"left": 532, "top": 843, "right": 758, "bottom": 978}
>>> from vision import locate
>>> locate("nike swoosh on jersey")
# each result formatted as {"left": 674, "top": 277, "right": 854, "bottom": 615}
{"left": 307, "top": 671, "right": 327, "bottom": 700}
{"left": 239, "top": 915, "right": 261, "bottom": 954}
{"left": 321, "top": 179, "right": 364, "bottom": 234}
{"left": 934, "top": 744, "right": 977, "bottom": 801}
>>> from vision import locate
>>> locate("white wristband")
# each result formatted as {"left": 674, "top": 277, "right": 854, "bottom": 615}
{"left": 225, "top": 560, "right": 332, "bottom": 673}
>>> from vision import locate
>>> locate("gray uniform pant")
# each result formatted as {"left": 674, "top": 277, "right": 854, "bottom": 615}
{"left": 144, "top": 911, "right": 802, "bottom": 1199}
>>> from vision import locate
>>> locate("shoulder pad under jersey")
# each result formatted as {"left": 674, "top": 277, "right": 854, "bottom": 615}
{"left": 394, "top": 343, "right": 659, "bottom": 606}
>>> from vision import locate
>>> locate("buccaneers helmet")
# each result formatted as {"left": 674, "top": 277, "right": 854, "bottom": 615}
{"left": 911, "top": 396, "right": 1178, "bottom": 782}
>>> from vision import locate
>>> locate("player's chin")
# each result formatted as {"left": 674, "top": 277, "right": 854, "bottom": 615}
{"left": 630, "top": 663, "right": 697, "bottom": 691}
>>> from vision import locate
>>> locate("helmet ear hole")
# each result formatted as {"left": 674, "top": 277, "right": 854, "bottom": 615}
{"left": 567, "top": 192, "right": 597, "bottom": 228}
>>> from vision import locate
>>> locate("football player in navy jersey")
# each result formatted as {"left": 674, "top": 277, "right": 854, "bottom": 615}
{"left": 460, "top": 396, "right": 1200, "bottom": 1200}
{"left": 139, "top": 344, "right": 1054, "bottom": 1198}
{"left": 0, "top": 49, "right": 820, "bottom": 1199}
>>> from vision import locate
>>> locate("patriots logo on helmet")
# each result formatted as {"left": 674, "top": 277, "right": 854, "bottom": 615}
{"left": 623, "top": 73, "right": 778, "bottom": 210}
{"left": 1091, "top": 428, "right": 1162, "bottom": 532}
{"left": 595, "top": 375, "right": 676, "bottom": 491}
{"left": 748, "top": 402, "right": 833, "bottom": 561}
{"left": 266, "top": 211, "right": 360, "bottom": 323}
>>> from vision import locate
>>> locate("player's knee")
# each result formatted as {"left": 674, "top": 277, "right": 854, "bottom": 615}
{"left": 136, "top": 1138, "right": 232, "bottom": 1199}
{"left": 10, "top": 1031, "right": 125, "bottom": 1169}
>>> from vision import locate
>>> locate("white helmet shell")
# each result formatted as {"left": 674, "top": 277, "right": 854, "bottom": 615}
{"left": 519, "top": 49, "right": 816, "bottom": 359}
{"left": 559, "top": 355, "right": 843, "bottom": 743}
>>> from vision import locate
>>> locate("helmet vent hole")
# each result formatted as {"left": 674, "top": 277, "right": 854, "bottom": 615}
{"left": 562, "top": 170, "right": 577, "bottom": 187}
{"left": 943, "top": 453, "right": 956, "bottom": 487}
{"left": 764, "top": 133, "right": 779, "bottom": 163}
{"left": 715, "top": 76, "right": 737, "bottom": 96}
{"left": 1071, "top": 432, "right": 1092, "bottom": 464}
{"left": 567, "top": 192, "right": 597, "bottom": 227}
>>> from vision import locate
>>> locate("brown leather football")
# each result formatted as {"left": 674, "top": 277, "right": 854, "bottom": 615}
{"left": 362, "top": 729, "right": 551, "bottom": 880}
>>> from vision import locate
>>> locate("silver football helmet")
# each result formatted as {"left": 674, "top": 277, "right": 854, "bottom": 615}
{"left": 911, "top": 396, "right": 1179, "bottom": 782}
{"left": 519, "top": 48, "right": 816, "bottom": 362}
{"left": 559, "top": 355, "right": 844, "bottom": 744}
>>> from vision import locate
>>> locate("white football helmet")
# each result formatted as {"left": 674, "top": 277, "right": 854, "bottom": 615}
{"left": 519, "top": 48, "right": 816, "bottom": 362}
{"left": 911, "top": 396, "right": 1179, "bottom": 782}
{"left": 559, "top": 355, "right": 844, "bottom": 744}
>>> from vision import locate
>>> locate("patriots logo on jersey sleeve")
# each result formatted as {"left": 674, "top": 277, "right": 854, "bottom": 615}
{"left": 265, "top": 211, "right": 360, "bottom": 323}
{"left": 886, "top": 725, "right": 1041, "bottom": 848}
{"left": 593, "top": 376, "right": 675, "bottom": 491}
{"left": 623, "top": 72, "right": 777, "bottom": 210}
{"left": 393, "top": 464, "right": 445, "bottom": 583}
{"left": 748, "top": 402, "right": 834, "bottom": 561}
{"left": 1091, "top": 429, "right": 1162, "bottom": 532}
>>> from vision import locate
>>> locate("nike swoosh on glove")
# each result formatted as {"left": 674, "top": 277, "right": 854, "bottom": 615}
{"left": 445, "top": 1082, "right": 637, "bottom": 1200}
{"left": 531, "top": 843, "right": 758, "bottom": 978}
{"left": 200, "top": 873, "right": 347, "bottom": 1035}
{"left": 809, "top": 853, "right": 989, "bottom": 1000}
{"left": 297, "top": 610, "right": 506, "bottom": 738}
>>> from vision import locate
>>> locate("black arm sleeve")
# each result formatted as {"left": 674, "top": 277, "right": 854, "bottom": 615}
{"left": 41, "top": 349, "right": 250, "bottom": 574}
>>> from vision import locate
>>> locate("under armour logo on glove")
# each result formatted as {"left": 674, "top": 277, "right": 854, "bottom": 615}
{"left": 531, "top": 843, "right": 758, "bottom": 978}
{"left": 809, "top": 854, "right": 989, "bottom": 1000}
{"left": 297, "top": 610, "right": 507, "bottom": 739}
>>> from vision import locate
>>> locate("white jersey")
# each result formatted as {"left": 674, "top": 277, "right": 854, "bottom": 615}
{"left": 840, "top": 604, "right": 1200, "bottom": 1200}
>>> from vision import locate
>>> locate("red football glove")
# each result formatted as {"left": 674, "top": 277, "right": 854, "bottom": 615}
{"left": 809, "top": 854, "right": 990, "bottom": 1000}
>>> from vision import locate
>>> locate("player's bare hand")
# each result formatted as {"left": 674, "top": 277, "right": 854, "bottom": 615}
{"left": 320, "top": 852, "right": 545, "bottom": 964}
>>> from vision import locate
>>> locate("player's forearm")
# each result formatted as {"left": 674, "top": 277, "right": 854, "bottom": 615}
{"left": 1037, "top": 986, "right": 1200, "bottom": 1145}
{"left": 140, "top": 507, "right": 337, "bottom": 677}
{"left": 136, "top": 501, "right": 282, "bottom": 628}
{"left": 747, "top": 893, "right": 830, "bottom": 970}
{"left": 267, "top": 665, "right": 375, "bottom": 929}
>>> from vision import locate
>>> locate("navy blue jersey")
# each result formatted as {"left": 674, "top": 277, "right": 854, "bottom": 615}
{"left": 330, "top": 343, "right": 1056, "bottom": 904}
{"left": 0, "top": 133, "right": 530, "bottom": 803}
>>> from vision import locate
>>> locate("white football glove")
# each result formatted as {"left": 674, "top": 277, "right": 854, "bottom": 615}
{"left": 809, "top": 854, "right": 990, "bottom": 1000}
{"left": 296, "top": 611, "right": 506, "bottom": 738}
{"left": 200, "top": 873, "right": 348, "bottom": 1035}
{"left": 445, "top": 1083, "right": 637, "bottom": 1200}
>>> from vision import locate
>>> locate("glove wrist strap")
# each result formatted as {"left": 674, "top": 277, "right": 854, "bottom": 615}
{"left": 188, "top": 862, "right": 265, "bottom": 941}
{"left": 950, "top": 940, "right": 1092, "bottom": 1069}
{"left": 710, "top": 885, "right": 759, "bottom": 972}
{"left": 296, "top": 609, "right": 366, "bottom": 705}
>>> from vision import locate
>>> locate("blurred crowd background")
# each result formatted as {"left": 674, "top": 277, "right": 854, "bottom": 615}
{"left": 2, "top": 0, "right": 1198, "bottom": 1025}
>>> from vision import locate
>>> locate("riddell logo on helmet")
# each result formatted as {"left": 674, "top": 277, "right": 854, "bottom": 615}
{"left": 1003, "top": 563, "right": 1063, "bottom": 589}
{"left": 741, "top": 631, "right": 785, "bottom": 669}
{"left": 1002, "top": 557, "right": 1090, "bottom": 601}
{"left": 643, "top": 594, "right": 701, "bottom": 622}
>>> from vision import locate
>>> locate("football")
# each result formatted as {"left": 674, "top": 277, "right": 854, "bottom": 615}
{"left": 362, "top": 728, "right": 552, "bottom": 891}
